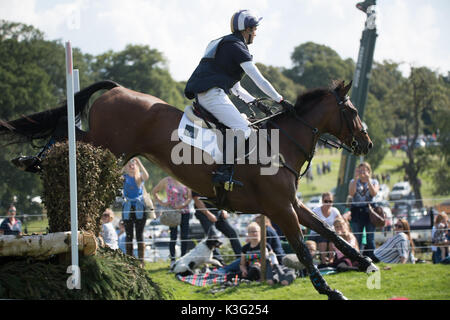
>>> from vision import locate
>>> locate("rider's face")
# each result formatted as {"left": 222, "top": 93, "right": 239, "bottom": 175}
{"left": 243, "top": 26, "right": 257, "bottom": 44}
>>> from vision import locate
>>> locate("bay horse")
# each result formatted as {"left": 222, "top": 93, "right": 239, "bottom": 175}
{"left": 0, "top": 79, "right": 377, "bottom": 299}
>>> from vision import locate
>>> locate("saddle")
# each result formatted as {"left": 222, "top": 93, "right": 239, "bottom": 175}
{"left": 187, "top": 101, "right": 256, "bottom": 208}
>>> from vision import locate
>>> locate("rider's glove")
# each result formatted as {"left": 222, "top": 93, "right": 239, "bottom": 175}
{"left": 280, "top": 99, "right": 296, "bottom": 114}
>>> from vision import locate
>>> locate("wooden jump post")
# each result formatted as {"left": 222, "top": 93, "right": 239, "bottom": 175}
{"left": 65, "top": 41, "right": 81, "bottom": 289}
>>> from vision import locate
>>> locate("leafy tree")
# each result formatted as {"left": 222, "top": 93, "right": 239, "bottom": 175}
{"left": 385, "top": 67, "right": 448, "bottom": 206}
{"left": 284, "top": 42, "right": 354, "bottom": 89}
{"left": 91, "top": 44, "right": 188, "bottom": 109}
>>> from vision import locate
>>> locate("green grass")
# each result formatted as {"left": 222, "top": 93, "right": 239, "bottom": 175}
{"left": 145, "top": 262, "right": 450, "bottom": 300}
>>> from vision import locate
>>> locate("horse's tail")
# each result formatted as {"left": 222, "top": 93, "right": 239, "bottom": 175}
{"left": 0, "top": 80, "right": 120, "bottom": 146}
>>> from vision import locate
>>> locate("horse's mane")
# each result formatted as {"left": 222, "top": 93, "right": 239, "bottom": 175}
{"left": 294, "top": 80, "right": 344, "bottom": 115}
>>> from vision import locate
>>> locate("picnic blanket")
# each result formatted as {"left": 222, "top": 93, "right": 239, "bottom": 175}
{"left": 176, "top": 271, "right": 241, "bottom": 287}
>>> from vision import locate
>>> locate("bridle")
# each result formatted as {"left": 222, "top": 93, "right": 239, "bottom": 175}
{"left": 331, "top": 90, "right": 367, "bottom": 154}
{"left": 250, "top": 89, "right": 365, "bottom": 182}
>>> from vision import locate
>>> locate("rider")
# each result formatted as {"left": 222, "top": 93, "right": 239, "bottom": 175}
{"left": 184, "top": 9, "right": 295, "bottom": 188}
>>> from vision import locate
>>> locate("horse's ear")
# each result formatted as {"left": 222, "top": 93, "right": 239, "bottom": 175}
{"left": 342, "top": 80, "right": 352, "bottom": 95}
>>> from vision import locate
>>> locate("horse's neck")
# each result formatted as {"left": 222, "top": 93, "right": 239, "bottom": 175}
{"left": 276, "top": 110, "right": 325, "bottom": 173}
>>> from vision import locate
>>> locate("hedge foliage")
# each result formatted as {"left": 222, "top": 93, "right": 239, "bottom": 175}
{"left": 40, "top": 141, "right": 123, "bottom": 235}
{"left": 0, "top": 247, "right": 172, "bottom": 300}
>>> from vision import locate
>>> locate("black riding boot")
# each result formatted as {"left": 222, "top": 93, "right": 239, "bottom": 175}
{"left": 212, "top": 135, "right": 244, "bottom": 191}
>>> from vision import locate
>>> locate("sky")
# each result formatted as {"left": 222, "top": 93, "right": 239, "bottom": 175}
{"left": 0, "top": 0, "right": 449, "bottom": 82}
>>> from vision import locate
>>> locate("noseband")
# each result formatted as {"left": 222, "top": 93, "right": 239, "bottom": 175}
{"left": 332, "top": 90, "right": 367, "bottom": 153}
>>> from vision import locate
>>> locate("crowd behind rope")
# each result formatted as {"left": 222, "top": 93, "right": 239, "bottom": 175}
{"left": 1, "top": 158, "right": 448, "bottom": 283}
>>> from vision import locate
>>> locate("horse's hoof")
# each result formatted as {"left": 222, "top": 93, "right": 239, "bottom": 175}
{"left": 11, "top": 156, "right": 42, "bottom": 173}
{"left": 359, "top": 256, "right": 378, "bottom": 274}
{"left": 328, "top": 290, "right": 348, "bottom": 300}
{"left": 365, "top": 262, "right": 379, "bottom": 274}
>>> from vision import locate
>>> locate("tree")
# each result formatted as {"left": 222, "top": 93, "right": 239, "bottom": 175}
{"left": 385, "top": 67, "right": 448, "bottom": 207}
{"left": 284, "top": 42, "right": 354, "bottom": 89}
{"left": 91, "top": 44, "right": 188, "bottom": 108}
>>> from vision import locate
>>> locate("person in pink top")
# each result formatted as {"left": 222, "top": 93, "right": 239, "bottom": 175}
{"left": 328, "top": 217, "right": 360, "bottom": 271}
{"left": 152, "top": 176, "right": 192, "bottom": 264}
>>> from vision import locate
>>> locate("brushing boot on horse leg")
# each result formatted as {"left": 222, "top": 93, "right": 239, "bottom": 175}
{"left": 11, "top": 115, "right": 81, "bottom": 173}
{"left": 273, "top": 210, "right": 347, "bottom": 300}
{"left": 289, "top": 231, "right": 346, "bottom": 299}
{"left": 293, "top": 200, "right": 378, "bottom": 273}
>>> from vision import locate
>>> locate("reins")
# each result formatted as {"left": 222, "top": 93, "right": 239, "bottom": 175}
{"left": 248, "top": 91, "right": 355, "bottom": 181}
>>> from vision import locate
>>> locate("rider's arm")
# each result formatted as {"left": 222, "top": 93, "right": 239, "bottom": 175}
{"left": 230, "top": 81, "right": 256, "bottom": 103}
{"left": 240, "top": 61, "right": 283, "bottom": 103}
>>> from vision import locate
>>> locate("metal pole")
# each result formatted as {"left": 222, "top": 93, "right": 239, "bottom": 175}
{"left": 65, "top": 41, "right": 80, "bottom": 289}
{"left": 334, "top": 0, "right": 378, "bottom": 211}
{"left": 259, "top": 216, "right": 267, "bottom": 282}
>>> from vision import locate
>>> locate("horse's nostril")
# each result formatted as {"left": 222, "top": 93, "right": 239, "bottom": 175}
{"left": 369, "top": 142, "right": 373, "bottom": 149}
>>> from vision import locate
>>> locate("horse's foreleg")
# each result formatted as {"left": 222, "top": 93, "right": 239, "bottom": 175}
{"left": 293, "top": 199, "right": 377, "bottom": 273}
{"left": 271, "top": 207, "right": 346, "bottom": 300}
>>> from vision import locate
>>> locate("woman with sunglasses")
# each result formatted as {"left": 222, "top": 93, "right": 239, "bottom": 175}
{"left": 309, "top": 192, "right": 342, "bottom": 264}
{"left": 0, "top": 205, "right": 22, "bottom": 236}
{"left": 348, "top": 162, "right": 379, "bottom": 260}
{"left": 372, "top": 219, "right": 415, "bottom": 264}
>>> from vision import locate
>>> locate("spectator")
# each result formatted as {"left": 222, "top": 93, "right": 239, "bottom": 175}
{"left": 152, "top": 176, "right": 192, "bottom": 265}
{"left": 254, "top": 215, "right": 285, "bottom": 264}
{"left": 348, "top": 162, "right": 379, "bottom": 260}
{"left": 431, "top": 212, "right": 449, "bottom": 264}
{"left": 192, "top": 192, "right": 242, "bottom": 264}
{"left": 328, "top": 217, "right": 360, "bottom": 271}
{"left": 117, "top": 220, "right": 126, "bottom": 254}
{"left": 100, "top": 208, "right": 118, "bottom": 250}
{"left": 309, "top": 192, "right": 342, "bottom": 264}
{"left": 240, "top": 222, "right": 275, "bottom": 284}
{"left": 0, "top": 205, "right": 22, "bottom": 236}
{"left": 121, "top": 157, "right": 149, "bottom": 265}
{"left": 372, "top": 219, "right": 415, "bottom": 264}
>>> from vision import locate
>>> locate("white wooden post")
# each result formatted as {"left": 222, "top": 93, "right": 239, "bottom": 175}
{"left": 65, "top": 41, "right": 80, "bottom": 289}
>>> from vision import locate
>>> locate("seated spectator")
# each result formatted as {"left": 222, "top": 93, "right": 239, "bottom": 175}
{"left": 431, "top": 212, "right": 449, "bottom": 264}
{"left": 281, "top": 240, "right": 320, "bottom": 277}
{"left": 193, "top": 192, "right": 242, "bottom": 263}
{"left": 254, "top": 215, "right": 285, "bottom": 264}
{"left": 240, "top": 222, "right": 275, "bottom": 285}
{"left": 309, "top": 192, "right": 342, "bottom": 264}
{"left": 372, "top": 219, "right": 415, "bottom": 264}
{"left": 327, "top": 217, "right": 360, "bottom": 271}
{"left": 0, "top": 205, "right": 22, "bottom": 236}
{"left": 101, "top": 208, "right": 118, "bottom": 250}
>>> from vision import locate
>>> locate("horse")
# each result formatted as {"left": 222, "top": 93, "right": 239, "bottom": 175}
{"left": 0, "top": 79, "right": 377, "bottom": 299}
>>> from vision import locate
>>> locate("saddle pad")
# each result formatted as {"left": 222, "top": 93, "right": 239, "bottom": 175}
{"left": 178, "top": 113, "right": 223, "bottom": 163}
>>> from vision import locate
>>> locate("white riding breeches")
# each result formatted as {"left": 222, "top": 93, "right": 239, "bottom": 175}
{"left": 197, "top": 87, "right": 252, "bottom": 139}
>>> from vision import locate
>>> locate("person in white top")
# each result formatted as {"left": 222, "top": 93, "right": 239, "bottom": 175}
{"left": 101, "top": 208, "right": 118, "bottom": 250}
{"left": 309, "top": 192, "right": 342, "bottom": 264}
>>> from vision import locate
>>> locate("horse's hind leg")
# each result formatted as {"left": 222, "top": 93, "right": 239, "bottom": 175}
{"left": 293, "top": 199, "right": 377, "bottom": 273}
{"left": 271, "top": 207, "right": 347, "bottom": 300}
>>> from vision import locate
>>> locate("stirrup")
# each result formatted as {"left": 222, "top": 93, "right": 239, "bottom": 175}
{"left": 11, "top": 156, "right": 42, "bottom": 173}
{"left": 212, "top": 164, "right": 243, "bottom": 191}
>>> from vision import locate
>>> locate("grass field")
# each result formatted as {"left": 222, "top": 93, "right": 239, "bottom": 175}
{"left": 145, "top": 261, "right": 450, "bottom": 300}
{"left": 298, "top": 147, "right": 447, "bottom": 208}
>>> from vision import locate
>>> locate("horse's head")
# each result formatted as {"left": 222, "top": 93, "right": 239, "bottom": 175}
{"left": 328, "top": 81, "right": 373, "bottom": 156}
